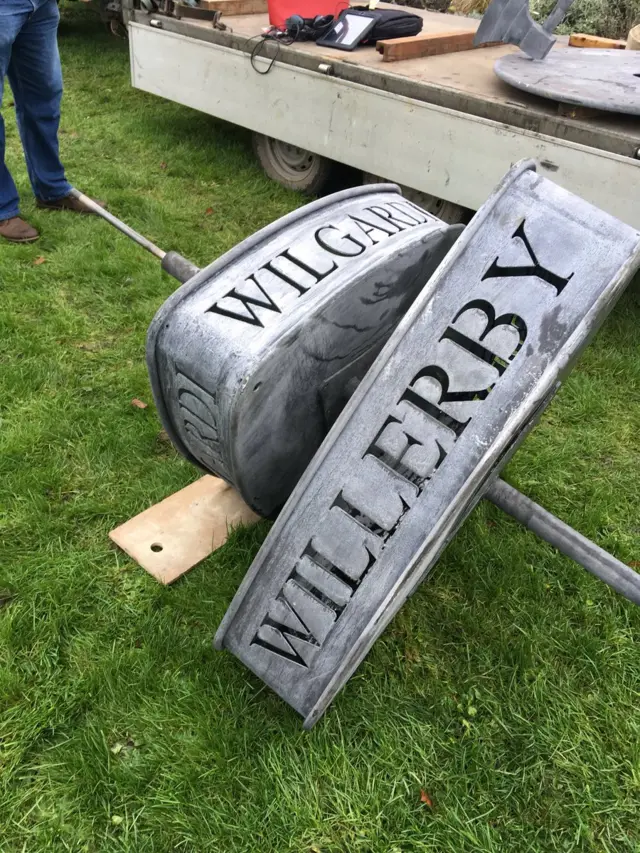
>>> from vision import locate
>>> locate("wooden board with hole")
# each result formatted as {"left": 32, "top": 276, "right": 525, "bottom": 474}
{"left": 109, "top": 476, "right": 260, "bottom": 584}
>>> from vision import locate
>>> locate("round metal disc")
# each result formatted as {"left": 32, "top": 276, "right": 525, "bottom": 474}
{"left": 494, "top": 48, "right": 640, "bottom": 116}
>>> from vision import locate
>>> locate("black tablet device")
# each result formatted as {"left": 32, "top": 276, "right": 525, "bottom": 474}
{"left": 316, "top": 10, "right": 377, "bottom": 51}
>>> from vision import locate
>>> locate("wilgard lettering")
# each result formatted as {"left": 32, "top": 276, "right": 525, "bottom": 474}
{"left": 251, "top": 220, "right": 575, "bottom": 668}
{"left": 207, "top": 201, "right": 434, "bottom": 329}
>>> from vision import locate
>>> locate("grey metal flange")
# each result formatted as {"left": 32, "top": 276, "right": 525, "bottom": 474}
{"left": 474, "top": 0, "right": 576, "bottom": 60}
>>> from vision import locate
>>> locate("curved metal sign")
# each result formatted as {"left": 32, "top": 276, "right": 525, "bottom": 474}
{"left": 147, "top": 186, "right": 460, "bottom": 517}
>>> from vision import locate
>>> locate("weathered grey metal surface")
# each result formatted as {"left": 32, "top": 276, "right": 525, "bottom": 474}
{"left": 215, "top": 161, "right": 640, "bottom": 727}
{"left": 146, "top": 186, "right": 461, "bottom": 517}
{"left": 495, "top": 49, "right": 640, "bottom": 116}
{"left": 474, "top": 0, "right": 575, "bottom": 60}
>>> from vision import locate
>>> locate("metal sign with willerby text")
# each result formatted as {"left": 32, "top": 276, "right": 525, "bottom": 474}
{"left": 215, "top": 162, "right": 640, "bottom": 727}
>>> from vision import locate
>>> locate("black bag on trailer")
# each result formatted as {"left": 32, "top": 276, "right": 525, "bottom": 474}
{"left": 350, "top": 7, "right": 424, "bottom": 43}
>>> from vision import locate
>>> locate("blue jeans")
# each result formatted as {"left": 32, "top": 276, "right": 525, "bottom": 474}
{"left": 0, "top": 0, "right": 71, "bottom": 220}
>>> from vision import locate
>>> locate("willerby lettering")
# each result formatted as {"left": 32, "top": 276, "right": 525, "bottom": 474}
{"left": 250, "top": 219, "right": 575, "bottom": 668}
{"left": 482, "top": 221, "right": 574, "bottom": 296}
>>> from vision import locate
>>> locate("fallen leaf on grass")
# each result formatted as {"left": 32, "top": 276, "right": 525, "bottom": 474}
{"left": 205, "top": 207, "right": 214, "bottom": 216}
{"left": 0, "top": 589, "right": 14, "bottom": 609}
{"left": 404, "top": 645, "right": 421, "bottom": 663}
{"left": 160, "top": 162, "right": 167, "bottom": 170}
{"left": 131, "top": 398, "right": 148, "bottom": 409}
{"left": 420, "top": 790, "right": 433, "bottom": 808}
{"left": 111, "top": 815, "right": 123, "bottom": 826}
{"left": 34, "top": 256, "right": 46, "bottom": 266}
{"left": 110, "top": 736, "right": 141, "bottom": 757}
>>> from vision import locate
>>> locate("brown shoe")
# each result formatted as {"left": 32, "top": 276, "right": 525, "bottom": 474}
{"left": 36, "top": 194, "right": 106, "bottom": 215}
{"left": 0, "top": 216, "right": 40, "bottom": 243}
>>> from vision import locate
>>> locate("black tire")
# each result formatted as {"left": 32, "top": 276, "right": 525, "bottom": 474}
{"left": 253, "top": 133, "right": 336, "bottom": 196}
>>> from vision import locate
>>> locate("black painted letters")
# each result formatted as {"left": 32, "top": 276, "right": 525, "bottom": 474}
{"left": 482, "top": 220, "right": 574, "bottom": 295}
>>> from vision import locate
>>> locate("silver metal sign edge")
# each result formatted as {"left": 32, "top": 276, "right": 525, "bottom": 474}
{"left": 214, "top": 159, "right": 538, "bottom": 651}
{"left": 302, "top": 242, "right": 640, "bottom": 728}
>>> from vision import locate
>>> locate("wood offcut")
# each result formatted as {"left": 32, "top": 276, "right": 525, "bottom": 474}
{"left": 109, "top": 476, "right": 259, "bottom": 584}
{"left": 376, "top": 29, "right": 489, "bottom": 62}
{"left": 195, "top": 0, "right": 268, "bottom": 13}
{"left": 569, "top": 33, "right": 626, "bottom": 49}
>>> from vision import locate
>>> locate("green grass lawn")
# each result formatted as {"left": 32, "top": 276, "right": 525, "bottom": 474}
{"left": 1, "top": 6, "right": 640, "bottom": 851}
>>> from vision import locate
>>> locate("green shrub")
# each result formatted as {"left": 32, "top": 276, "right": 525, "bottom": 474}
{"left": 531, "top": 0, "right": 640, "bottom": 37}
{"left": 430, "top": 0, "right": 640, "bottom": 38}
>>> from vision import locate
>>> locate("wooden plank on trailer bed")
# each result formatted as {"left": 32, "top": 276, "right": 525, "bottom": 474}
{"left": 194, "top": 0, "right": 268, "bottom": 14}
{"left": 377, "top": 29, "right": 484, "bottom": 62}
{"left": 569, "top": 33, "right": 626, "bottom": 49}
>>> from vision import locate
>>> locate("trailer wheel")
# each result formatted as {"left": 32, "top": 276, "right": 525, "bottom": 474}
{"left": 253, "top": 134, "right": 334, "bottom": 195}
{"left": 363, "top": 173, "right": 471, "bottom": 225}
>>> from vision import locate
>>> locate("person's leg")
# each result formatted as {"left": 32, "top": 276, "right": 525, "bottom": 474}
{"left": 0, "top": 1, "right": 30, "bottom": 221}
{"left": 8, "top": 0, "right": 72, "bottom": 204}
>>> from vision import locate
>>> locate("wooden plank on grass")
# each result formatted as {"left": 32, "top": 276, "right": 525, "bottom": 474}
{"left": 569, "top": 33, "right": 626, "bottom": 49}
{"left": 377, "top": 29, "right": 478, "bottom": 63}
{"left": 109, "top": 475, "right": 260, "bottom": 584}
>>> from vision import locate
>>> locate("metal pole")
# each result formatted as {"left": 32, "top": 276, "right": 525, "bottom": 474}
{"left": 70, "top": 189, "right": 200, "bottom": 284}
{"left": 487, "top": 478, "right": 640, "bottom": 606}
{"left": 69, "top": 188, "right": 166, "bottom": 260}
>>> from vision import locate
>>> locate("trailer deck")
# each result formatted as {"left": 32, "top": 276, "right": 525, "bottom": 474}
{"left": 127, "top": 5, "right": 640, "bottom": 226}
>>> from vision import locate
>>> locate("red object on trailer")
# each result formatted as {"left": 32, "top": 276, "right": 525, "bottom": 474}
{"left": 267, "top": 0, "right": 348, "bottom": 29}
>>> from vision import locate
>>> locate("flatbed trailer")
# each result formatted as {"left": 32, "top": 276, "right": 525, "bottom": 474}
{"left": 124, "top": 3, "right": 640, "bottom": 226}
